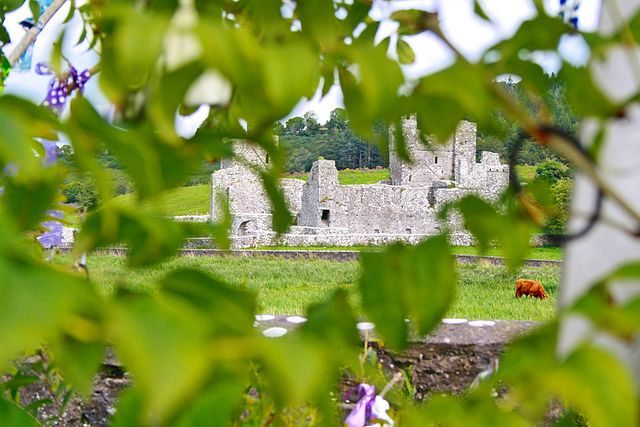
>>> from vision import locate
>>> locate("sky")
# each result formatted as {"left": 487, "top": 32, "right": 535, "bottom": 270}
{"left": 1, "top": 0, "right": 601, "bottom": 135}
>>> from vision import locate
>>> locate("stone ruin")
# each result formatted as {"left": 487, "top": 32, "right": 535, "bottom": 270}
{"left": 210, "top": 116, "right": 509, "bottom": 248}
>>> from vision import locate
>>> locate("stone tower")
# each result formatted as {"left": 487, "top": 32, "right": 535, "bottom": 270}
{"left": 389, "top": 116, "right": 478, "bottom": 187}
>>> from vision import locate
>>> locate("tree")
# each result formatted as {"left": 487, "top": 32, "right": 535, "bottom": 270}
{"left": 0, "top": 1, "right": 638, "bottom": 426}
{"left": 284, "top": 116, "right": 305, "bottom": 136}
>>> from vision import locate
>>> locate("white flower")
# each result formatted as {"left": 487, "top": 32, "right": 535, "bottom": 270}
{"left": 368, "top": 395, "right": 394, "bottom": 426}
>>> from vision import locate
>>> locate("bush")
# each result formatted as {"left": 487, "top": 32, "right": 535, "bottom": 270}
{"left": 63, "top": 179, "right": 98, "bottom": 209}
{"left": 535, "top": 160, "right": 572, "bottom": 185}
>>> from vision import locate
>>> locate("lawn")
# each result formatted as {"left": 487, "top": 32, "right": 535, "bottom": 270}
{"left": 284, "top": 168, "right": 390, "bottom": 185}
{"left": 113, "top": 184, "right": 210, "bottom": 216}
{"left": 56, "top": 255, "right": 559, "bottom": 321}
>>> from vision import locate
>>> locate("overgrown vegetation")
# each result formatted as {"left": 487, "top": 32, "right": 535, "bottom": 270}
{"left": 0, "top": 0, "right": 637, "bottom": 426}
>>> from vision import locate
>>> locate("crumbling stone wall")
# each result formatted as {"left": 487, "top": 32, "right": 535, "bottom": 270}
{"left": 209, "top": 117, "right": 509, "bottom": 247}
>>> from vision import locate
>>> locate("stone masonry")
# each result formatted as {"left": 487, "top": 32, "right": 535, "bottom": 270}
{"left": 210, "top": 116, "right": 509, "bottom": 248}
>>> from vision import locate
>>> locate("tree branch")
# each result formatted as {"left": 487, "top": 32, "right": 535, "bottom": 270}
{"left": 7, "top": 0, "right": 68, "bottom": 66}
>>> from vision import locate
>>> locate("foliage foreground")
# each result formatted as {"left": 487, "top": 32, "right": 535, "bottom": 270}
{"left": 1, "top": 0, "right": 639, "bottom": 426}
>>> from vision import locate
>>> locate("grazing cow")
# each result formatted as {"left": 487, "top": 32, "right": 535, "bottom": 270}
{"left": 515, "top": 279, "right": 548, "bottom": 300}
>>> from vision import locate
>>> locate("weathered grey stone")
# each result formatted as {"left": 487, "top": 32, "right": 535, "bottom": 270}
{"left": 209, "top": 119, "right": 509, "bottom": 248}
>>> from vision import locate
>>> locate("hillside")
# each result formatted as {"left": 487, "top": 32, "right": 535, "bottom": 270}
{"left": 113, "top": 168, "right": 392, "bottom": 215}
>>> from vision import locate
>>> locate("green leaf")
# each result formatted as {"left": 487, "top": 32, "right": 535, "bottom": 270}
{"left": 500, "top": 325, "right": 638, "bottom": 427}
{"left": 474, "top": 1, "right": 491, "bottom": 22}
{"left": 68, "top": 97, "right": 201, "bottom": 200}
{"left": 397, "top": 38, "right": 415, "bottom": 65}
{"left": 300, "top": 289, "right": 360, "bottom": 351}
{"left": 108, "top": 292, "right": 213, "bottom": 424}
{"left": 560, "top": 65, "right": 618, "bottom": 118}
{"left": 148, "top": 62, "right": 206, "bottom": 140}
{"left": 28, "top": 0, "right": 40, "bottom": 23}
{"left": 159, "top": 268, "right": 257, "bottom": 336}
{"left": 260, "top": 170, "right": 294, "bottom": 234}
{"left": 453, "top": 195, "right": 534, "bottom": 269}
{"left": 296, "top": 0, "right": 343, "bottom": 50}
{"left": 75, "top": 203, "right": 202, "bottom": 267}
{"left": 111, "top": 9, "right": 168, "bottom": 89}
{"left": 62, "top": 0, "right": 75, "bottom": 24}
{"left": 491, "top": 14, "right": 569, "bottom": 61}
{"left": 2, "top": 168, "right": 62, "bottom": 231}
{"left": 405, "top": 393, "right": 529, "bottom": 427}
{"left": 50, "top": 337, "right": 104, "bottom": 397}
{"left": 414, "top": 60, "right": 491, "bottom": 141}
{"left": 359, "top": 235, "right": 456, "bottom": 349}
{"left": 0, "top": 256, "right": 99, "bottom": 372}
{"left": 340, "top": 44, "right": 405, "bottom": 137}
{"left": 173, "top": 374, "right": 246, "bottom": 427}
{"left": 0, "top": 399, "right": 40, "bottom": 427}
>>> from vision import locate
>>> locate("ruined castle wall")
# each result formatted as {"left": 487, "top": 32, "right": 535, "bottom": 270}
{"left": 453, "top": 121, "right": 477, "bottom": 167}
{"left": 332, "top": 185, "right": 437, "bottom": 234}
{"left": 456, "top": 151, "right": 509, "bottom": 201}
{"left": 300, "top": 160, "right": 439, "bottom": 235}
{"left": 298, "top": 160, "right": 339, "bottom": 227}
{"left": 210, "top": 166, "right": 270, "bottom": 217}
{"left": 281, "top": 178, "right": 305, "bottom": 220}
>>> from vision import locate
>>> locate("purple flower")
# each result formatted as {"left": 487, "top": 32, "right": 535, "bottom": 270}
{"left": 345, "top": 384, "right": 394, "bottom": 427}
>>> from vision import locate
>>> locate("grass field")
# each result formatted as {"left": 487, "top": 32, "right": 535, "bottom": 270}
{"left": 58, "top": 255, "right": 559, "bottom": 321}
{"left": 113, "top": 184, "right": 211, "bottom": 216}
{"left": 515, "top": 165, "right": 537, "bottom": 184}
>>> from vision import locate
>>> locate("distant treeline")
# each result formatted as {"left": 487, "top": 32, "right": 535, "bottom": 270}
{"left": 276, "top": 108, "right": 387, "bottom": 172}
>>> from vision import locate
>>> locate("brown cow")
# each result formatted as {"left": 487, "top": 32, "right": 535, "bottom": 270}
{"left": 515, "top": 279, "right": 548, "bottom": 300}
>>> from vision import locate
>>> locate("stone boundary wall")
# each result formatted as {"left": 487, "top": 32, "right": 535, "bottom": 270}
{"left": 57, "top": 247, "right": 562, "bottom": 267}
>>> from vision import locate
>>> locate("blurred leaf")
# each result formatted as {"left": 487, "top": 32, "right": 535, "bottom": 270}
{"left": 414, "top": 60, "right": 491, "bottom": 141}
{"left": 404, "top": 393, "right": 529, "bottom": 427}
{"left": 397, "top": 38, "right": 415, "bottom": 64}
{"left": 108, "top": 292, "right": 213, "bottom": 424}
{"left": 110, "top": 389, "right": 145, "bottom": 427}
{"left": 259, "top": 338, "right": 337, "bottom": 414}
{"left": 0, "top": 256, "right": 98, "bottom": 372}
{"left": 260, "top": 170, "right": 294, "bottom": 234}
{"left": 300, "top": 289, "right": 360, "bottom": 351}
{"left": 359, "top": 235, "right": 456, "bottom": 349}
{"left": 453, "top": 195, "right": 534, "bottom": 269}
{"left": 560, "top": 65, "right": 618, "bottom": 118}
{"left": 474, "top": 1, "right": 491, "bottom": 22}
{"left": 50, "top": 337, "right": 104, "bottom": 396}
{"left": 159, "top": 268, "right": 257, "bottom": 336}
{"left": 340, "top": 44, "right": 404, "bottom": 137}
{"left": 492, "top": 14, "right": 569, "bottom": 60}
{"left": 297, "top": 0, "right": 343, "bottom": 50}
{"left": 2, "top": 168, "right": 62, "bottom": 231}
{"left": 28, "top": 0, "right": 40, "bottom": 22}
{"left": 75, "top": 203, "right": 200, "bottom": 267}
{"left": 69, "top": 97, "right": 201, "bottom": 200}
{"left": 0, "top": 399, "right": 40, "bottom": 427}
{"left": 174, "top": 375, "right": 246, "bottom": 427}
{"left": 148, "top": 61, "right": 205, "bottom": 140}
{"left": 500, "top": 325, "right": 638, "bottom": 427}
{"left": 110, "top": 9, "right": 168, "bottom": 89}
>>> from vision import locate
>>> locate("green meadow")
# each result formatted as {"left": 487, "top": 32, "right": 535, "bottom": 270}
{"left": 58, "top": 254, "right": 559, "bottom": 322}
